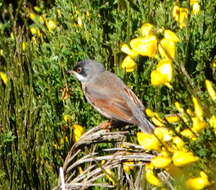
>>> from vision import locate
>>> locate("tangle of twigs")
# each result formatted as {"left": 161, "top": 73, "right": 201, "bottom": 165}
{"left": 53, "top": 122, "right": 174, "bottom": 190}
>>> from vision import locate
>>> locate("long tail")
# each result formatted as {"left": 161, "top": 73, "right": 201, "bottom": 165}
{"left": 138, "top": 116, "right": 155, "bottom": 134}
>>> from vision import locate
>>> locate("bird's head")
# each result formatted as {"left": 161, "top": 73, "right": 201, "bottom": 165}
{"left": 68, "top": 59, "right": 105, "bottom": 83}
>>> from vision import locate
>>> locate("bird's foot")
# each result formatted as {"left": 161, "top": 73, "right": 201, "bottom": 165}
{"left": 100, "top": 121, "right": 112, "bottom": 129}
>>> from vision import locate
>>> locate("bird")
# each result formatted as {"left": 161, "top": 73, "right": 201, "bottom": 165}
{"left": 68, "top": 59, "right": 155, "bottom": 134}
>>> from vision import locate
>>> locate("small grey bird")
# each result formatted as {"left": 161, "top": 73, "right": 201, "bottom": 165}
{"left": 69, "top": 59, "right": 155, "bottom": 134}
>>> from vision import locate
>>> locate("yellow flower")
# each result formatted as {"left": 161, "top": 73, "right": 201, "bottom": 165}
{"left": 151, "top": 117, "right": 165, "bottom": 127}
{"left": 137, "top": 132, "right": 161, "bottom": 151}
{"left": 192, "top": 2, "right": 200, "bottom": 15}
{"left": 205, "top": 80, "right": 216, "bottom": 101}
{"left": 172, "top": 136, "right": 185, "bottom": 149}
{"left": 123, "top": 161, "right": 134, "bottom": 174}
{"left": 121, "top": 56, "right": 137, "bottom": 72}
{"left": 140, "top": 23, "right": 154, "bottom": 37}
{"left": 154, "top": 127, "right": 173, "bottom": 142}
{"left": 46, "top": 20, "right": 57, "bottom": 32}
{"left": 172, "top": 5, "right": 189, "bottom": 28}
{"left": 130, "top": 35, "right": 157, "bottom": 57}
{"left": 159, "top": 38, "right": 176, "bottom": 59}
{"left": 145, "top": 108, "right": 156, "bottom": 117}
{"left": 29, "top": 12, "right": 37, "bottom": 21}
{"left": 151, "top": 155, "right": 172, "bottom": 169}
{"left": 22, "top": 42, "right": 27, "bottom": 51}
{"left": 190, "top": 0, "right": 199, "bottom": 4}
{"left": 192, "top": 97, "right": 203, "bottom": 119}
{"left": 209, "top": 115, "right": 216, "bottom": 128}
{"left": 186, "top": 171, "right": 210, "bottom": 190}
{"left": 164, "top": 30, "right": 180, "bottom": 43}
{"left": 121, "top": 44, "right": 138, "bottom": 58}
{"left": 30, "top": 27, "right": 42, "bottom": 37}
{"left": 192, "top": 117, "right": 206, "bottom": 133}
{"left": 77, "top": 16, "right": 83, "bottom": 27}
{"left": 165, "top": 114, "right": 180, "bottom": 123}
{"left": 172, "top": 151, "right": 199, "bottom": 167}
{"left": 72, "top": 124, "right": 85, "bottom": 142}
{"left": 0, "top": 49, "right": 3, "bottom": 56}
{"left": 190, "top": 0, "right": 200, "bottom": 15}
{"left": 78, "top": 166, "right": 84, "bottom": 174}
{"left": 145, "top": 168, "right": 163, "bottom": 187}
{"left": 187, "top": 108, "right": 194, "bottom": 116}
{"left": 151, "top": 59, "right": 173, "bottom": 87}
{"left": 0, "top": 72, "right": 8, "bottom": 85}
{"left": 181, "top": 129, "right": 196, "bottom": 140}
{"left": 175, "top": 102, "right": 184, "bottom": 113}
{"left": 63, "top": 115, "right": 72, "bottom": 123}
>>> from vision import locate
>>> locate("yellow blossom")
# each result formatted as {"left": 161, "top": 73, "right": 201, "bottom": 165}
{"left": 187, "top": 109, "right": 194, "bottom": 116}
{"left": 63, "top": 115, "right": 72, "bottom": 123}
{"left": 151, "top": 155, "right": 172, "bottom": 169}
{"left": 78, "top": 166, "right": 84, "bottom": 174}
{"left": 72, "top": 124, "right": 85, "bottom": 142}
{"left": 192, "top": 3, "right": 200, "bottom": 15}
{"left": 192, "top": 97, "right": 203, "bottom": 119}
{"left": 145, "top": 108, "right": 156, "bottom": 117}
{"left": 151, "top": 59, "right": 173, "bottom": 87}
{"left": 77, "top": 16, "right": 83, "bottom": 27}
{"left": 172, "top": 136, "right": 185, "bottom": 149}
{"left": 151, "top": 117, "right": 166, "bottom": 127}
{"left": 145, "top": 168, "right": 163, "bottom": 187}
{"left": 0, "top": 72, "right": 8, "bottom": 85}
{"left": 186, "top": 171, "right": 210, "bottom": 190}
{"left": 30, "top": 27, "right": 42, "bottom": 37}
{"left": 130, "top": 35, "right": 157, "bottom": 57}
{"left": 165, "top": 114, "right": 180, "bottom": 123}
{"left": 121, "top": 56, "right": 137, "bottom": 72}
{"left": 192, "top": 117, "right": 206, "bottom": 133}
{"left": 164, "top": 30, "right": 180, "bottom": 43}
{"left": 181, "top": 129, "right": 196, "bottom": 140}
{"left": 0, "top": 49, "right": 3, "bottom": 56}
{"left": 121, "top": 44, "right": 138, "bottom": 58}
{"left": 209, "top": 115, "right": 216, "bottom": 128}
{"left": 46, "top": 20, "right": 57, "bottom": 32}
{"left": 140, "top": 23, "right": 154, "bottom": 37}
{"left": 159, "top": 38, "right": 176, "bottom": 59}
{"left": 157, "top": 59, "right": 173, "bottom": 81}
{"left": 190, "top": 0, "right": 200, "bottom": 15}
{"left": 205, "top": 80, "right": 216, "bottom": 101}
{"left": 22, "top": 42, "right": 27, "bottom": 51}
{"left": 172, "top": 151, "right": 199, "bottom": 167}
{"left": 29, "top": 12, "right": 37, "bottom": 21}
{"left": 123, "top": 161, "right": 134, "bottom": 174}
{"left": 172, "top": 5, "right": 189, "bottom": 28}
{"left": 154, "top": 127, "right": 173, "bottom": 142}
{"left": 175, "top": 102, "right": 184, "bottom": 113}
{"left": 137, "top": 132, "right": 161, "bottom": 151}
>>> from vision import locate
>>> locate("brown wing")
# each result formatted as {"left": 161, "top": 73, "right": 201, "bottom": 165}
{"left": 83, "top": 72, "right": 139, "bottom": 125}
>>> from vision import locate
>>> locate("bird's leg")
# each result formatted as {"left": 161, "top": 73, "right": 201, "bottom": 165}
{"left": 100, "top": 120, "right": 112, "bottom": 129}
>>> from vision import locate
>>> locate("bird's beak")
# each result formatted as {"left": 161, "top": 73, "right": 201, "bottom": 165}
{"left": 67, "top": 70, "right": 75, "bottom": 75}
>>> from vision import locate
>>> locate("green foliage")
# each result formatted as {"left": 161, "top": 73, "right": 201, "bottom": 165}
{"left": 0, "top": 0, "right": 216, "bottom": 189}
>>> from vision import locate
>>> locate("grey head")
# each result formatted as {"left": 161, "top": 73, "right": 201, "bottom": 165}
{"left": 71, "top": 59, "right": 105, "bottom": 83}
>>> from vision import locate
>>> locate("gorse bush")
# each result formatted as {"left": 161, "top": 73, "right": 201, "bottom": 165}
{"left": 0, "top": 0, "right": 216, "bottom": 189}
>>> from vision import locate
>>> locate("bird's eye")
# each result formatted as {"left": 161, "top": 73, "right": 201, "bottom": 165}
{"left": 76, "top": 67, "right": 82, "bottom": 73}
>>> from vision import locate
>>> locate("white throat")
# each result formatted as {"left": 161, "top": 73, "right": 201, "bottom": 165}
{"left": 74, "top": 72, "right": 87, "bottom": 82}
